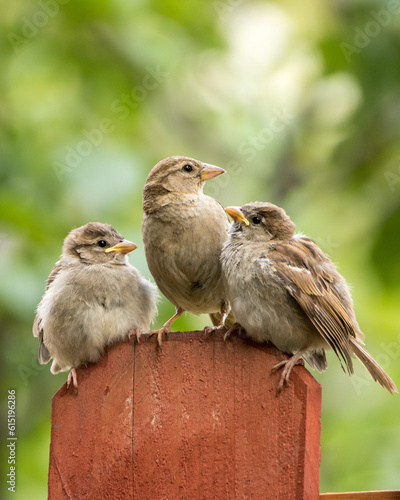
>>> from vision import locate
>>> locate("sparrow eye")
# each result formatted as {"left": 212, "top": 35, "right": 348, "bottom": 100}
{"left": 182, "top": 164, "right": 193, "bottom": 172}
{"left": 252, "top": 217, "right": 262, "bottom": 225}
{"left": 97, "top": 240, "right": 107, "bottom": 247}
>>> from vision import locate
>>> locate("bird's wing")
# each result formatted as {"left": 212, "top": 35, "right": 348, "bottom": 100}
{"left": 32, "top": 260, "right": 63, "bottom": 364}
{"left": 267, "top": 237, "right": 356, "bottom": 373}
{"left": 172, "top": 199, "right": 229, "bottom": 286}
{"left": 45, "top": 260, "right": 64, "bottom": 290}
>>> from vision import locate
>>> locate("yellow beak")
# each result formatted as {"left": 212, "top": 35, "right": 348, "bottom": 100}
{"left": 225, "top": 206, "right": 250, "bottom": 226}
{"left": 105, "top": 239, "right": 138, "bottom": 254}
{"left": 200, "top": 163, "right": 226, "bottom": 181}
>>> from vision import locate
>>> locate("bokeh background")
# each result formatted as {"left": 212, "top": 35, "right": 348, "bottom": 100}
{"left": 1, "top": 0, "right": 400, "bottom": 497}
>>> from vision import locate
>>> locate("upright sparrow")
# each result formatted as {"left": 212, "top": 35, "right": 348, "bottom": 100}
{"left": 142, "top": 156, "right": 234, "bottom": 345}
{"left": 222, "top": 202, "right": 398, "bottom": 394}
{"left": 33, "top": 222, "right": 158, "bottom": 387}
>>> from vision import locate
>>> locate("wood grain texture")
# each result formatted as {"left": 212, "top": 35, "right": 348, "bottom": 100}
{"left": 48, "top": 331, "right": 321, "bottom": 499}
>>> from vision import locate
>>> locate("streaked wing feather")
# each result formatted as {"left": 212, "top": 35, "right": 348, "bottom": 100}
{"left": 44, "top": 260, "right": 63, "bottom": 290}
{"left": 270, "top": 237, "right": 355, "bottom": 373}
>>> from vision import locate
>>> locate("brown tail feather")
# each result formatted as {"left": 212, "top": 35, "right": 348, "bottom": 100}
{"left": 303, "top": 350, "right": 328, "bottom": 373}
{"left": 350, "top": 337, "right": 398, "bottom": 394}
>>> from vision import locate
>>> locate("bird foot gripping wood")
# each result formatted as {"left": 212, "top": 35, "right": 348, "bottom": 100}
{"left": 67, "top": 368, "right": 78, "bottom": 389}
{"left": 147, "top": 326, "right": 171, "bottom": 348}
{"left": 129, "top": 327, "right": 143, "bottom": 343}
{"left": 271, "top": 351, "right": 306, "bottom": 395}
{"left": 148, "top": 308, "right": 184, "bottom": 348}
{"left": 203, "top": 324, "right": 228, "bottom": 336}
{"left": 223, "top": 323, "right": 242, "bottom": 341}
{"left": 204, "top": 307, "right": 235, "bottom": 337}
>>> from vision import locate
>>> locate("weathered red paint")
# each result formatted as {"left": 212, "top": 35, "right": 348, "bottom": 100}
{"left": 48, "top": 331, "right": 321, "bottom": 499}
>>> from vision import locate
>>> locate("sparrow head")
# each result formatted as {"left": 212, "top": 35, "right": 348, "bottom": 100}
{"left": 62, "top": 222, "right": 137, "bottom": 265}
{"left": 143, "top": 156, "right": 225, "bottom": 212}
{"left": 225, "top": 202, "right": 296, "bottom": 243}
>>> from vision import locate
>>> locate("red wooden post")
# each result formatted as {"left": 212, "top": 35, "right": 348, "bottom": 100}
{"left": 48, "top": 331, "right": 321, "bottom": 499}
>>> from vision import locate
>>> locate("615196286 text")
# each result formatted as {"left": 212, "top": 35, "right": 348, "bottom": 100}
{"left": 6, "top": 390, "right": 17, "bottom": 493}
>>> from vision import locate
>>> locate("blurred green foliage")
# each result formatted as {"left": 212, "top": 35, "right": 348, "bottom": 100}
{"left": 1, "top": 0, "right": 400, "bottom": 497}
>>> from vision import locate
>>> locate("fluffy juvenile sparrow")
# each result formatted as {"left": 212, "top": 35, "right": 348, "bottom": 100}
{"left": 222, "top": 202, "right": 398, "bottom": 394}
{"left": 142, "top": 156, "right": 234, "bottom": 345}
{"left": 33, "top": 222, "right": 158, "bottom": 387}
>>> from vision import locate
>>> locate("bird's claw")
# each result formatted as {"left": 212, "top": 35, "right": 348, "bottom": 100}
{"left": 271, "top": 361, "right": 291, "bottom": 396}
{"left": 129, "top": 327, "right": 143, "bottom": 343}
{"left": 223, "top": 323, "right": 242, "bottom": 341}
{"left": 67, "top": 368, "right": 78, "bottom": 389}
{"left": 148, "top": 327, "right": 170, "bottom": 348}
{"left": 203, "top": 324, "right": 228, "bottom": 336}
{"left": 271, "top": 356, "right": 304, "bottom": 396}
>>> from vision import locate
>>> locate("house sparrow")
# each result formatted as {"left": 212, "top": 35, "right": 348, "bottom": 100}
{"left": 33, "top": 222, "right": 158, "bottom": 387}
{"left": 142, "top": 156, "right": 234, "bottom": 346}
{"left": 222, "top": 202, "right": 398, "bottom": 394}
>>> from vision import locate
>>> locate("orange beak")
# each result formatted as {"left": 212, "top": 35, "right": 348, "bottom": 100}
{"left": 105, "top": 239, "right": 138, "bottom": 254}
{"left": 225, "top": 206, "right": 249, "bottom": 226}
{"left": 200, "top": 163, "right": 226, "bottom": 181}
